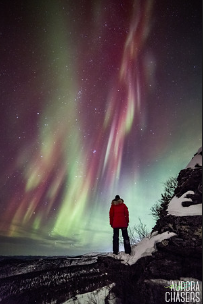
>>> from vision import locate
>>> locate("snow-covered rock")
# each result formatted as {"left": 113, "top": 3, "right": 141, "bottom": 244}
{"left": 108, "top": 231, "right": 176, "bottom": 266}
{"left": 63, "top": 284, "right": 116, "bottom": 304}
{"left": 167, "top": 191, "right": 202, "bottom": 216}
{"left": 186, "top": 147, "right": 202, "bottom": 169}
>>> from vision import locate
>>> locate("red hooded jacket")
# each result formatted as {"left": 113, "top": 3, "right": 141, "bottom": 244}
{"left": 109, "top": 199, "right": 129, "bottom": 228}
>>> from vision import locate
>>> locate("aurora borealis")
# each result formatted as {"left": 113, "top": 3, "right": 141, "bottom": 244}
{"left": 0, "top": 0, "right": 202, "bottom": 256}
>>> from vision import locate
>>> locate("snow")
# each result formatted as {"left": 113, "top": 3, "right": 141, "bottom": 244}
{"left": 63, "top": 283, "right": 116, "bottom": 304}
{"left": 167, "top": 191, "right": 202, "bottom": 216}
{"left": 186, "top": 147, "right": 202, "bottom": 169}
{"left": 108, "top": 231, "right": 176, "bottom": 266}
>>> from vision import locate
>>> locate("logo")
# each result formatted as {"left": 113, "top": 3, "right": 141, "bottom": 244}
{"left": 164, "top": 280, "right": 201, "bottom": 303}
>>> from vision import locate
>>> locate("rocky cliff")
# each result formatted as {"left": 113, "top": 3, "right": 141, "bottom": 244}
{"left": 113, "top": 147, "right": 202, "bottom": 303}
{"left": 98, "top": 147, "right": 202, "bottom": 303}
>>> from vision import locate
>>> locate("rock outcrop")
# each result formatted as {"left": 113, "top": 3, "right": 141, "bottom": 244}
{"left": 130, "top": 148, "right": 202, "bottom": 303}
{"left": 108, "top": 148, "right": 202, "bottom": 303}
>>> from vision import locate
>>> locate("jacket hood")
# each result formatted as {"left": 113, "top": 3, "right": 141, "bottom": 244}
{"left": 111, "top": 199, "right": 124, "bottom": 206}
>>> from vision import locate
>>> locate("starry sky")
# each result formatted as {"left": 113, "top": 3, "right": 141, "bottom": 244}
{"left": 0, "top": 0, "right": 202, "bottom": 256}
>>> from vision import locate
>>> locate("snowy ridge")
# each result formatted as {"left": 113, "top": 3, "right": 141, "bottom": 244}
{"left": 167, "top": 147, "right": 202, "bottom": 217}
{"left": 108, "top": 231, "right": 176, "bottom": 266}
{"left": 186, "top": 147, "right": 202, "bottom": 169}
{"left": 63, "top": 284, "right": 116, "bottom": 304}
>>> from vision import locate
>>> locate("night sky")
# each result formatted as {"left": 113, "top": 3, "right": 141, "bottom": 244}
{"left": 0, "top": 0, "right": 202, "bottom": 256}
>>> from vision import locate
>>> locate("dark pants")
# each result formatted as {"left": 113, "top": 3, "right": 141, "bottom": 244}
{"left": 113, "top": 228, "right": 131, "bottom": 255}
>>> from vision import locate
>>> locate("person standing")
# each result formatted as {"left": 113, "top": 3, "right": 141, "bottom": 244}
{"left": 109, "top": 195, "right": 131, "bottom": 255}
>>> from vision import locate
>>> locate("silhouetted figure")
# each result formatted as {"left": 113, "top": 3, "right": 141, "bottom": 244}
{"left": 109, "top": 195, "right": 131, "bottom": 255}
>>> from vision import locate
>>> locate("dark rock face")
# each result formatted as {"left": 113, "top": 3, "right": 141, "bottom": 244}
{"left": 130, "top": 149, "right": 202, "bottom": 304}
{"left": 152, "top": 157, "right": 202, "bottom": 253}
{"left": 175, "top": 167, "right": 202, "bottom": 206}
{"left": 110, "top": 149, "right": 202, "bottom": 303}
